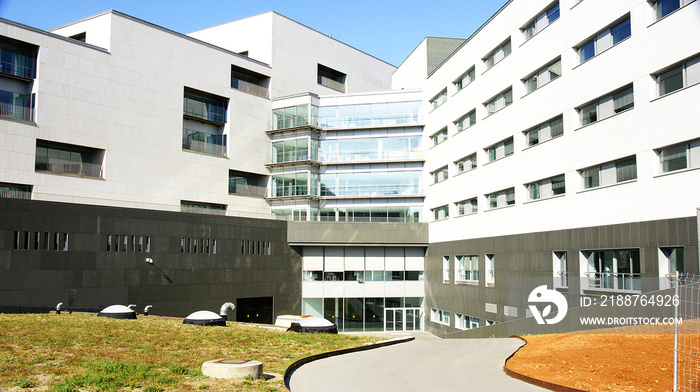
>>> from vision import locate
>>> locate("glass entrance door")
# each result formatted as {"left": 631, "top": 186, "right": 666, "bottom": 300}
{"left": 385, "top": 308, "right": 422, "bottom": 332}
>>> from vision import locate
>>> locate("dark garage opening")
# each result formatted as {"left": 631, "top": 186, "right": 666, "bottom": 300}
{"left": 236, "top": 296, "right": 273, "bottom": 324}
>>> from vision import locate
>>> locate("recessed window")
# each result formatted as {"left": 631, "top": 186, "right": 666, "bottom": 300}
{"left": 553, "top": 251, "right": 568, "bottom": 288}
{"left": 578, "top": 84, "right": 634, "bottom": 126}
{"left": 430, "top": 127, "right": 448, "bottom": 146}
{"left": 485, "top": 137, "right": 514, "bottom": 163}
{"left": 524, "top": 115, "right": 563, "bottom": 147}
{"left": 526, "top": 174, "right": 565, "bottom": 201}
{"left": 183, "top": 88, "right": 228, "bottom": 124}
{"left": 486, "top": 254, "right": 495, "bottom": 286}
{"left": 431, "top": 308, "right": 450, "bottom": 325}
{"left": 486, "top": 188, "right": 514, "bottom": 210}
{"left": 456, "top": 314, "right": 480, "bottom": 330}
{"left": 455, "top": 255, "right": 479, "bottom": 283}
{"left": 433, "top": 205, "right": 449, "bottom": 221}
{"left": 582, "top": 249, "right": 641, "bottom": 291}
{"left": 485, "top": 88, "right": 513, "bottom": 116}
{"left": 317, "top": 64, "right": 346, "bottom": 92}
{"left": 35, "top": 140, "right": 104, "bottom": 178}
{"left": 455, "top": 153, "right": 477, "bottom": 174}
{"left": 430, "top": 89, "right": 448, "bottom": 110}
{"left": 229, "top": 170, "right": 266, "bottom": 197}
{"left": 231, "top": 65, "right": 270, "bottom": 99}
{"left": 180, "top": 201, "right": 226, "bottom": 216}
{"left": 522, "top": 3, "right": 560, "bottom": 41}
{"left": 523, "top": 58, "right": 561, "bottom": 94}
{"left": 455, "top": 198, "right": 478, "bottom": 216}
{"left": 431, "top": 166, "right": 449, "bottom": 184}
{"left": 483, "top": 39, "right": 511, "bottom": 70}
{"left": 0, "top": 182, "right": 32, "bottom": 200}
{"left": 652, "top": 0, "right": 690, "bottom": 21}
{"left": 454, "top": 67, "right": 475, "bottom": 92}
{"left": 577, "top": 17, "right": 631, "bottom": 64}
{"left": 656, "top": 55, "right": 700, "bottom": 97}
{"left": 455, "top": 110, "right": 476, "bottom": 133}
{"left": 580, "top": 156, "right": 637, "bottom": 190}
{"left": 0, "top": 89, "right": 34, "bottom": 122}
{"left": 657, "top": 139, "right": 700, "bottom": 174}
{"left": 442, "top": 256, "right": 450, "bottom": 282}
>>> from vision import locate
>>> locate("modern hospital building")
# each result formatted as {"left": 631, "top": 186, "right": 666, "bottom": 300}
{"left": 1, "top": 0, "right": 699, "bottom": 337}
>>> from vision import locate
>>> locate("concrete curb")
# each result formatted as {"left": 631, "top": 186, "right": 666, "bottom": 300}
{"left": 283, "top": 336, "right": 415, "bottom": 391}
{"left": 503, "top": 336, "right": 588, "bottom": 392}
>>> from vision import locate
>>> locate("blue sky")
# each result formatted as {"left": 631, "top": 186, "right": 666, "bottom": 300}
{"left": 0, "top": 0, "right": 507, "bottom": 66}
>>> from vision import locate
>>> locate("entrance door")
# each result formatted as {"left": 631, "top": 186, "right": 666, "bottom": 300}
{"left": 385, "top": 308, "right": 422, "bottom": 332}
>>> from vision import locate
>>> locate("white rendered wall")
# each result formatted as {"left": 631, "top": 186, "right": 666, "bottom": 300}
{"left": 422, "top": 0, "right": 700, "bottom": 243}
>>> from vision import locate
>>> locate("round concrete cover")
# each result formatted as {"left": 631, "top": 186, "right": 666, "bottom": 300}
{"left": 202, "top": 359, "right": 263, "bottom": 379}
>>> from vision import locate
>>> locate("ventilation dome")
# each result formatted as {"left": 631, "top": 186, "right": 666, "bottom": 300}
{"left": 183, "top": 310, "right": 226, "bottom": 326}
{"left": 287, "top": 317, "right": 337, "bottom": 334}
{"left": 98, "top": 305, "right": 137, "bottom": 319}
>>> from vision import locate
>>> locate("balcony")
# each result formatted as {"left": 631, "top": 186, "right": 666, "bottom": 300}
{"left": 0, "top": 91, "right": 34, "bottom": 122}
{"left": 183, "top": 90, "right": 227, "bottom": 124}
{"left": 318, "top": 75, "right": 346, "bottom": 93}
{"left": 231, "top": 78, "right": 269, "bottom": 99}
{"left": 585, "top": 272, "right": 641, "bottom": 291}
{"left": 35, "top": 158, "right": 103, "bottom": 177}
{"left": 0, "top": 43, "right": 37, "bottom": 79}
{"left": 0, "top": 184, "right": 31, "bottom": 200}
{"left": 182, "top": 130, "right": 227, "bottom": 157}
{"left": 229, "top": 182, "right": 267, "bottom": 198}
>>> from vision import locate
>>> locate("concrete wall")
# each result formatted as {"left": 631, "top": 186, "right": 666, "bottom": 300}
{"left": 0, "top": 199, "right": 301, "bottom": 318}
{"left": 287, "top": 221, "right": 428, "bottom": 247}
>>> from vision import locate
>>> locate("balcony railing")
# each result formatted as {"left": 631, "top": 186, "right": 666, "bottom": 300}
{"left": 318, "top": 75, "right": 346, "bottom": 92}
{"left": 585, "top": 272, "right": 641, "bottom": 291}
{"left": 321, "top": 184, "right": 421, "bottom": 197}
{"left": 319, "top": 148, "right": 423, "bottom": 163}
{"left": 182, "top": 130, "right": 227, "bottom": 157}
{"left": 0, "top": 189, "right": 31, "bottom": 199}
{"left": 181, "top": 204, "right": 226, "bottom": 216}
{"left": 35, "top": 158, "right": 103, "bottom": 177}
{"left": 231, "top": 78, "right": 269, "bottom": 99}
{"left": 229, "top": 182, "right": 267, "bottom": 198}
{"left": 0, "top": 56, "right": 36, "bottom": 79}
{"left": 183, "top": 94, "right": 227, "bottom": 124}
{"left": 556, "top": 271, "right": 569, "bottom": 288}
{"left": 0, "top": 100, "right": 34, "bottom": 122}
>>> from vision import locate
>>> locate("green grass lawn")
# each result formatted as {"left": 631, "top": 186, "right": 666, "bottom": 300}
{"left": 0, "top": 313, "right": 380, "bottom": 391}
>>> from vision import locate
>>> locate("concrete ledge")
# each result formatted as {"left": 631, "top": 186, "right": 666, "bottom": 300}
{"left": 284, "top": 336, "right": 414, "bottom": 390}
{"left": 287, "top": 221, "right": 428, "bottom": 246}
{"left": 503, "top": 336, "right": 587, "bottom": 392}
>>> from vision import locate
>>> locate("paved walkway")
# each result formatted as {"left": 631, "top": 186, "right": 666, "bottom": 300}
{"left": 287, "top": 337, "right": 547, "bottom": 392}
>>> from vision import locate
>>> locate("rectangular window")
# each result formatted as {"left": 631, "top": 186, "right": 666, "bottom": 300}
{"left": 486, "top": 188, "right": 515, "bottom": 210}
{"left": 653, "top": 0, "right": 691, "bottom": 20}
{"left": 657, "top": 140, "right": 700, "bottom": 173}
{"left": 317, "top": 64, "right": 346, "bottom": 92}
{"left": 455, "top": 110, "right": 476, "bottom": 133}
{"left": 526, "top": 174, "right": 565, "bottom": 201}
{"left": 181, "top": 201, "right": 227, "bottom": 216}
{"left": 430, "top": 89, "right": 448, "bottom": 110}
{"left": 0, "top": 182, "right": 32, "bottom": 200}
{"left": 577, "top": 17, "right": 630, "bottom": 64}
{"left": 431, "top": 166, "right": 449, "bottom": 184}
{"left": 456, "top": 198, "right": 478, "bottom": 216}
{"left": 33, "top": 232, "right": 39, "bottom": 250}
{"left": 454, "top": 67, "right": 475, "bottom": 92}
{"left": 183, "top": 88, "right": 228, "bottom": 124}
{"left": 485, "top": 88, "right": 513, "bottom": 116}
{"left": 523, "top": 58, "right": 561, "bottom": 94}
{"left": 583, "top": 249, "right": 641, "bottom": 291}
{"left": 430, "top": 128, "right": 448, "bottom": 146}
{"left": 431, "top": 309, "right": 450, "bottom": 325}
{"left": 303, "top": 271, "right": 323, "bottom": 281}
{"left": 553, "top": 251, "right": 568, "bottom": 288}
{"left": 456, "top": 314, "right": 480, "bottom": 330}
{"left": 231, "top": 65, "right": 270, "bottom": 99}
{"left": 522, "top": 2, "right": 560, "bottom": 40}
{"left": 455, "top": 153, "right": 477, "bottom": 174}
{"left": 656, "top": 55, "right": 700, "bottom": 97}
{"left": 455, "top": 255, "right": 479, "bottom": 282}
{"left": 483, "top": 39, "right": 511, "bottom": 70}
{"left": 581, "top": 156, "right": 636, "bottom": 189}
{"left": 578, "top": 84, "right": 634, "bottom": 126}
{"left": 524, "top": 115, "right": 563, "bottom": 147}
{"left": 433, "top": 205, "right": 449, "bottom": 221}
{"left": 485, "top": 137, "right": 514, "bottom": 163}
{"left": 35, "top": 140, "right": 104, "bottom": 178}
{"left": 486, "top": 254, "right": 495, "bottom": 286}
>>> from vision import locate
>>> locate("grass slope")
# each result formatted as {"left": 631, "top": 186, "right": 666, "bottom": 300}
{"left": 0, "top": 313, "right": 379, "bottom": 391}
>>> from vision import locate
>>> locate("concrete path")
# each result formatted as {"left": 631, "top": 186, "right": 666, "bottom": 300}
{"left": 287, "top": 337, "right": 547, "bottom": 392}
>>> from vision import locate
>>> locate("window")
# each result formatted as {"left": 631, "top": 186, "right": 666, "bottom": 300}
{"left": 183, "top": 89, "right": 228, "bottom": 124}
{"left": 433, "top": 205, "right": 449, "bottom": 221}
{"left": 456, "top": 314, "right": 480, "bottom": 330}
{"left": 455, "top": 154, "right": 477, "bottom": 174}
{"left": 526, "top": 174, "right": 565, "bottom": 201}
{"left": 486, "top": 254, "right": 495, "bottom": 286}
{"left": 485, "top": 88, "right": 513, "bottom": 116}
{"left": 431, "top": 309, "right": 450, "bottom": 325}
{"left": 580, "top": 156, "right": 637, "bottom": 190}
{"left": 455, "top": 110, "right": 476, "bottom": 133}
{"left": 443, "top": 256, "right": 450, "bottom": 282}
{"left": 485, "top": 137, "right": 514, "bottom": 162}
{"left": 431, "top": 128, "right": 448, "bottom": 146}
{"left": 317, "top": 64, "right": 346, "bottom": 92}
{"left": 432, "top": 166, "right": 449, "bottom": 184}
{"left": 0, "top": 39, "right": 38, "bottom": 79}
{"left": 577, "top": 17, "right": 631, "bottom": 64}
{"left": 656, "top": 55, "right": 700, "bottom": 97}
{"left": 229, "top": 170, "right": 266, "bottom": 197}
{"left": 658, "top": 140, "right": 700, "bottom": 173}
{"left": 483, "top": 39, "right": 511, "bottom": 70}
{"left": 303, "top": 271, "right": 323, "bottom": 281}
{"left": 659, "top": 247, "right": 684, "bottom": 289}
{"left": 553, "top": 251, "right": 568, "bottom": 288}
{"left": 0, "top": 89, "right": 34, "bottom": 122}
{"left": 522, "top": 3, "right": 560, "bottom": 40}
{"left": 430, "top": 89, "right": 448, "bottom": 110}
{"left": 454, "top": 67, "right": 475, "bottom": 92}
{"left": 583, "top": 249, "right": 641, "bottom": 291}
{"left": 653, "top": 0, "right": 691, "bottom": 21}
{"left": 180, "top": 201, "right": 227, "bottom": 216}
{"left": 486, "top": 188, "right": 515, "bottom": 210}
{"left": 578, "top": 84, "right": 634, "bottom": 126}
{"left": 272, "top": 104, "right": 319, "bottom": 130}
{"left": 0, "top": 182, "right": 32, "bottom": 199}
{"left": 35, "top": 140, "right": 104, "bottom": 178}
{"left": 523, "top": 58, "right": 561, "bottom": 94}
{"left": 456, "top": 255, "right": 479, "bottom": 283}
{"left": 231, "top": 65, "right": 270, "bottom": 98}
{"left": 456, "top": 198, "right": 478, "bottom": 216}
{"left": 524, "top": 116, "right": 563, "bottom": 147}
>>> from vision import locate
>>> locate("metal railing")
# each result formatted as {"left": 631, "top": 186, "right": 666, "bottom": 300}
{"left": 229, "top": 182, "right": 267, "bottom": 198}
{"left": 319, "top": 148, "right": 423, "bottom": 163}
{"left": 585, "top": 272, "right": 641, "bottom": 291}
{"left": 321, "top": 184, "right": 421, "bottom": 197}
{"left": 35, "top": 159, "right": 103, "bottom": 177}
{"left": 556, "top": 271, "right": 569, "bottom": 288}
{"left": 0, "top": 189, "right": 31, "bottom": 199}
{"left": 0, "top": 101, "right": 33, "bottom": 122}
{"left": 0, "top": 58, "right": 36, "bottom": 79}
{"left": 318, "top": 75, "right": 346, "bottom": 92}
{"left": 231, "top": 78, "right": 269, "bottom": 99}
{"left": 182, "top": 131, "right": 227, "bottom": 157}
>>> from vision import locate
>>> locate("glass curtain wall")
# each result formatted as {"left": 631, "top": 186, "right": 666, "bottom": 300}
{"left": 319, "top": 136, "right": 421, "bottom": 162}
{"left": 320, "top": 170, "right": 421, "bottom": 196}
{"left": 320, "top": 101, "right": 421, "bottom": 128}
{"left": 272, "top": 104, "right": 319, "bottom": 130}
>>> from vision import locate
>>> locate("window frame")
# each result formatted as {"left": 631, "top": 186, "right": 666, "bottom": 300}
{"left": 454, "top": 110, "right": 477, "bottom": 133}
{"left": 577, "top": 84, "right": 634, "bottom": 128}
{"left": 655, "top": 54, "right": 700, "bottom": 97}
{"left": 484, "top": 87, "right": 513, "bottom": 117}
{"left": 455, "top": 255, "right": 479, "bottom": 283}
{"left": 455, "top": 153, "right": 477, "bottom": 175}
{"left": 430, "top": 89, "right": 448, "bottom": 111}
{"left": 485, "top": 137, "right": 514, "bottom": 163}
{"left": 526, "top": 174, "right": 566, "bottom": 202}
{"left": 483, "top": 38, "right": 512, "bottom": 71}
{"left": 430, "top": 127, "right": 448, "bottom": 146}
{"left": 579, "top": 156, "right": 637, "bottom": 191}
{"left": 576, "top": 16, "right": 631, "bottom": 65}
{"left": 523, "top": 58, "right": 562, "bottom": 95}
{"left": 486, "top": 188, "right": 515, "bottom": 210}
{"left": 523, "top": 115, "right": 564, "bottom": 148}
{"left": 455, "top": 197, "right": 478, "bottom": 216}
{"left": 453, "top": 66, "right": 475, "bottom": 93}
{"left": 431, "top": 166, "right": 449, "bottom": 184}
{"left": 521, "top": 2, "right": 561, "bottom": 42}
